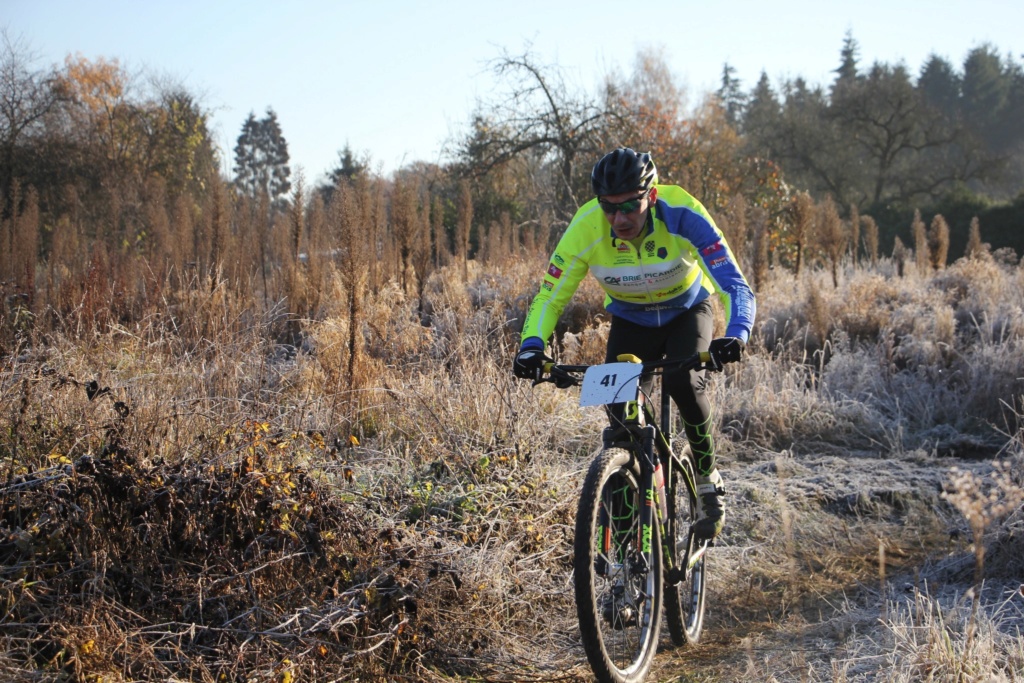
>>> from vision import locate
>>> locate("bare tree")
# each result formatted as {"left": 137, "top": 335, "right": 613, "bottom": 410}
{"left": 457, "top": 48, "right": 605, "bottom": 224}
{"left": 0, "top": 29, "right": 64, "bottom": 204}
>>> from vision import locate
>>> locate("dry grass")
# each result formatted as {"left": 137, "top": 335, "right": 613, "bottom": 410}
{"left": 1, "top": 248, "right": 1023, "bottom": 682}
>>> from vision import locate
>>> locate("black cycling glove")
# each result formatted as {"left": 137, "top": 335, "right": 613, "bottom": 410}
{"left": 513, "top": 347, "right": 552, "bottom": 380}
{"left": 708, "top": 337, "right": 745, "bottom": 366}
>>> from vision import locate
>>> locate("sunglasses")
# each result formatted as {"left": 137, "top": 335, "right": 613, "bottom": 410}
{"left": 598, "top": 191, "right": 648, "bottom": 215}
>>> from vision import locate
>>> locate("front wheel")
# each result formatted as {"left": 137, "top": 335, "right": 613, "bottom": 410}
{"left": 574, "top": 448, "right": 663, "bottom": 683}
{"left": 664, "top": 447, "right": 708, "bottom": 646}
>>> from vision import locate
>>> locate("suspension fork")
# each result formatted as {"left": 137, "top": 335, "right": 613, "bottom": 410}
{"left": 636, "top": 425, "right": 665, "bottom": 562}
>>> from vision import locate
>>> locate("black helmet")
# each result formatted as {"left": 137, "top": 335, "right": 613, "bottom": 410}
{"left": 591, "top": 147, "right": 658, "bottom": 196}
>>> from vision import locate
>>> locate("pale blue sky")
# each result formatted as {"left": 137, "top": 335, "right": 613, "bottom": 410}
{"left": 5, "top": 0, "right": 1022, "bottom": 183}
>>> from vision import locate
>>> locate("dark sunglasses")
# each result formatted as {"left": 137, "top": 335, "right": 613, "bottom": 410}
{"left": 598, "top": 191, "right": 648, "bottom": 215}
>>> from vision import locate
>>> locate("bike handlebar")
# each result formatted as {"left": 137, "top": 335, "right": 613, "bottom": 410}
{"left": 535, "top": 350, "right": 734, "bottom": 388}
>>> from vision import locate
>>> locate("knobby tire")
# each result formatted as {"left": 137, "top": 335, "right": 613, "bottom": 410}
{"left": 574, "top": 448, "right": 663, "bottom": 683}
{"left": 664, "top": 446, "right": 707, "bottom": 646}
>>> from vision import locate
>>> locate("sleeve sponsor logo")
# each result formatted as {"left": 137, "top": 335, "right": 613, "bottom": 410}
{"left": 709, "top": 256, "right": 728, "bottom": 268}
{"left": 701, "top": 241, "right": 724, "bottom": 256}
{"left": 547, "top": 264, "right": 563, "bottom": 279}
{"left": 542, "top": 281, "right": 554, "bottom": 291}
{"left": 553, "top": 254, "right": 566, "bottom": 266}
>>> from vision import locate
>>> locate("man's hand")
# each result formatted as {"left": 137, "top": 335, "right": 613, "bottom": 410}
{"left": 513, "top": 348, "right": 552, "bottom": 380}
{"left": 708, "top": 337, "right": 745, "bottom": 366}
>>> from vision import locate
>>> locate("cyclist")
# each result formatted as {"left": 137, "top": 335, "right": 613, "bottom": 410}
{"left": 512, "top": 147, "right": 755, "bottom": 539}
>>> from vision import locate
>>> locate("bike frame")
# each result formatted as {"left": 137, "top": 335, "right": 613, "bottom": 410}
{"left": 604, "top": 365, "right": 706, "bottom": 585}
{"left": 540, "top": 353, "right": 715, "bottom": 583}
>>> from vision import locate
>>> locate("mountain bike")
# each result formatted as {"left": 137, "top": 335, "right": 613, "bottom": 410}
{"left": 537, "top": 351, "right": 731, "bottom": 683}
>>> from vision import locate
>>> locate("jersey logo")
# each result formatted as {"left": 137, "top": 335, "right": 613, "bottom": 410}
{"left": 657, "top": 247, "right": 668, "bottom": 259}
{"left": 547, "top": 264, "right": 563, "bottom": 279}
{"left": 701, "top": 241, "right": 724, "bottom": 256}
{"left": 644, "top": 241, "right": 655, "bottom": 255}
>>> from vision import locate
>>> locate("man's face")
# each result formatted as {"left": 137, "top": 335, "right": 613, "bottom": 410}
{"left": 600, "top": 187, "right": 657, "bottom": 240}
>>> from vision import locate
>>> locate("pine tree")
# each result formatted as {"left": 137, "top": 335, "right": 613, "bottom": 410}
{"left": 232, "top": 107, "right": 292, "bottom": 209}
{"left": 742, "top": 71, "right": 780, "bottom": 155}
{"left": 831, "top": 30, "right": 860, "bottom": 96}
{"left": 319, "top": 144, "right": 367, "bottom": 204}
{"left": 717, "top": 63, "right": 746, "bottom": 128}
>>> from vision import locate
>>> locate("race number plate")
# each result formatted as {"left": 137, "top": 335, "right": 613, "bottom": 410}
{"left": 579, "top": 363, "right": 642, "bottom": 407}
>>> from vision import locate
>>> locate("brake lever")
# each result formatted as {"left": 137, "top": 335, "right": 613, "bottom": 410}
{"left": 696, "top": 350, "right": 726, "bottom": 373}
{"left": 531, "top": 365, "right": 579, "bottom": 388}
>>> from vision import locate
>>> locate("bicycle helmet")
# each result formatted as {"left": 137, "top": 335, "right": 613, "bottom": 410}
{"left": 591, "top": 147, "right": 658, "bottom": 196}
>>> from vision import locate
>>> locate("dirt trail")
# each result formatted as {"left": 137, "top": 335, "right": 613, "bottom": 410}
{"left": 640, "top": 448, "right": 973, "bottom": 683}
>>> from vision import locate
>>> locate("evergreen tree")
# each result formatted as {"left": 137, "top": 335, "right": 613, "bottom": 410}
{"left": 742, "top": 71, "right": 780, "bottom": 156}
{"left": 831, "top": 30, "right": 860, "bottom": 96}
{"left": 961, "top": 45, "right": 1010, "bottom": 149}
{"left": 318, "top": 143, "right": 368, "bottom": 204}
{"left": 918, "top": 54, "right": 961, "bottom": 119}
{"left": 232, "top": 107, "right": 291, "bottom": 208}
{"left": 716, "top": 63, "right": 746, "bottom": 128}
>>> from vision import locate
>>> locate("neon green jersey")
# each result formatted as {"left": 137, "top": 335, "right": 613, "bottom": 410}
{"left": 520, "top": 185, "right": 755, "bottom": 349}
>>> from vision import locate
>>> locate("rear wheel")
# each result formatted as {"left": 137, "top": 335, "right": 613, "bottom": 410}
{"left": 665, "top": 448, "right": 708, "bottom": 646}
{"left": 574, "top": 448, "right": 663, "bottom": 683}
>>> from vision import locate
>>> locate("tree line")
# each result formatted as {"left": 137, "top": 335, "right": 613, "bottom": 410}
{"left": 1, "top": 29, "right": 1022, "bottom": 351}
{"left": 728, "top": 33, "right": 1024, "bottom": 257}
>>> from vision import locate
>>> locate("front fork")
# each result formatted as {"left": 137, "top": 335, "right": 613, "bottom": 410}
{"left": 637, "top": 425, "right": 666, "bottom": 570}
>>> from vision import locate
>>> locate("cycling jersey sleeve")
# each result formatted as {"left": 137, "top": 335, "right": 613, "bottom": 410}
{"left": 520, "top": 214, "right": 598, "bottom": 346}
{"left": 659, "top": 190, "right": 756, "bottom": 342}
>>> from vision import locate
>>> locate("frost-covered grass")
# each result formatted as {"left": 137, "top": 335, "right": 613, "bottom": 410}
{"left": 1, "top": 253, "right": 1022, "bottom": 681}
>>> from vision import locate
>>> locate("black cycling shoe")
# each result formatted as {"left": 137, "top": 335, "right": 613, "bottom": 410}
{"left": 693, "top": 469, "right": 725, "bottom": 539}
{"left": 692, "top": 489, "right": 724, "bottom": 539}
